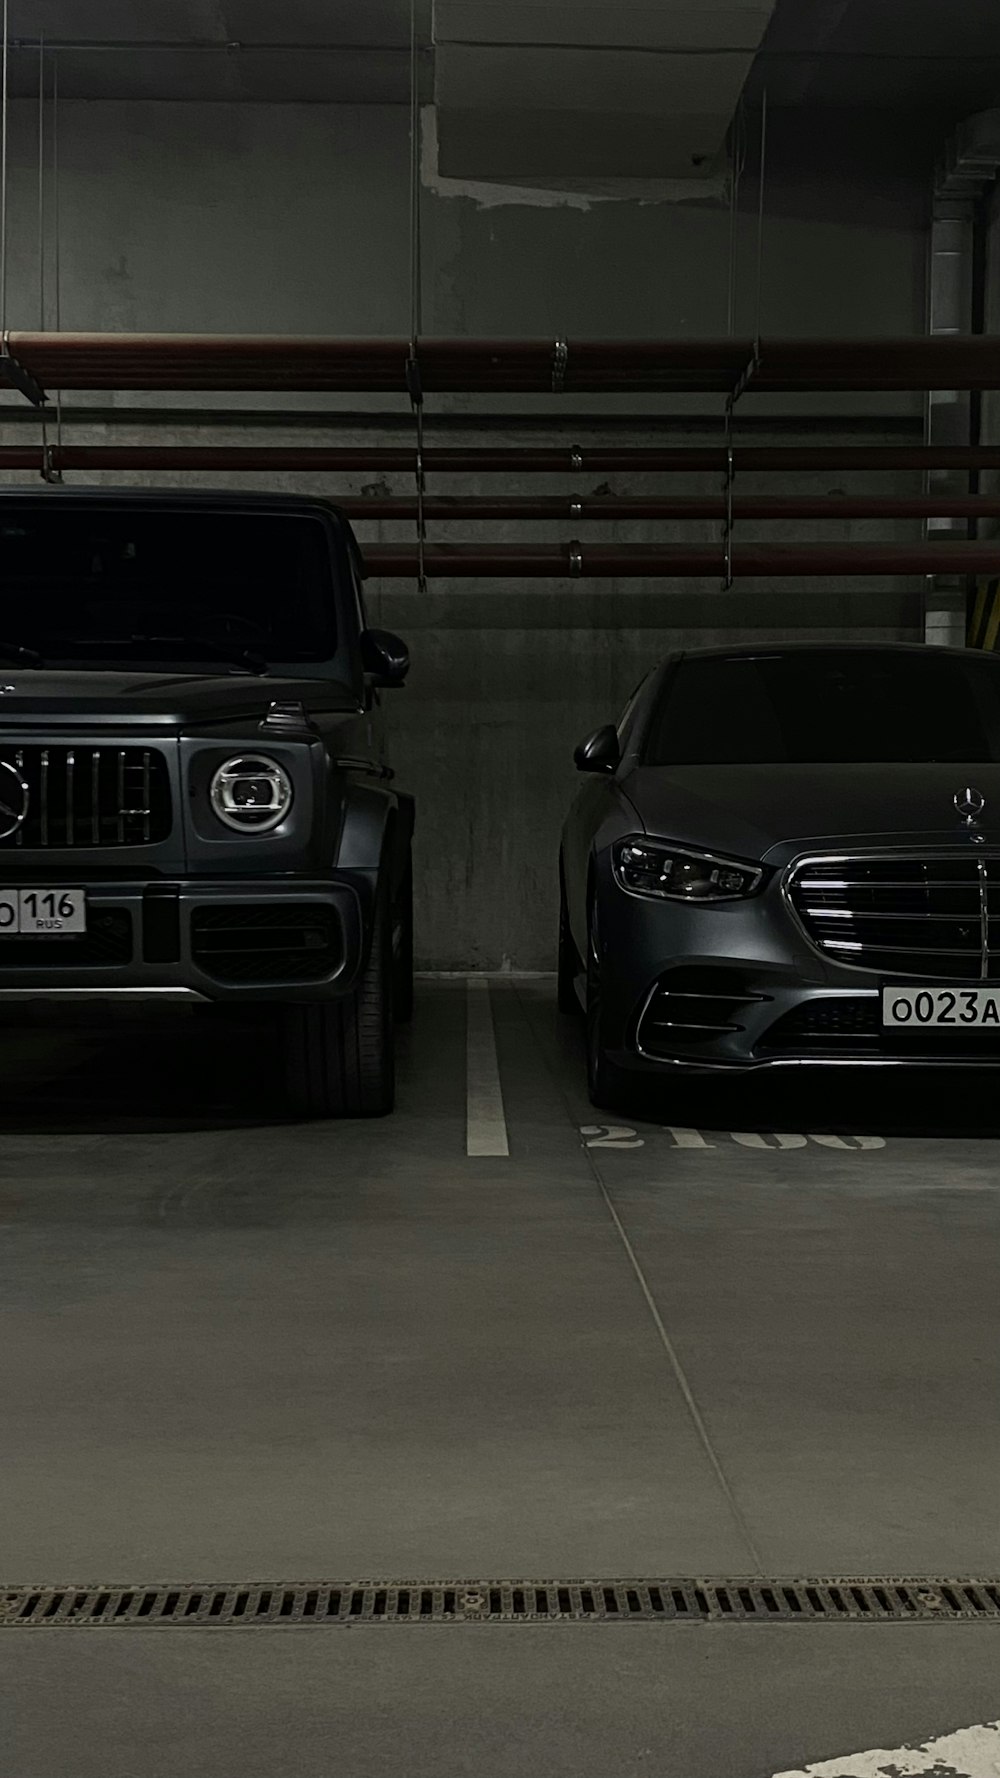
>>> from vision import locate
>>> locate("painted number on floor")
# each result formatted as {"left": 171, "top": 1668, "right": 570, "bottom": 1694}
{"left": 581, "top": 1125, "right": 886, "bottom": 1152}
{"left": 579, "top": 1124, "right": 645, "bottom": 1149}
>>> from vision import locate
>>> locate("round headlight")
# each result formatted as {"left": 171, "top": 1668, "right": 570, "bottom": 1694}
{"left": 210, "top": 755, "right": 293, "bottom": 833}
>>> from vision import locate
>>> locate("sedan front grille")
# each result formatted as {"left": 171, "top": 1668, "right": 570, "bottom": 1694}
{"left": 766, "top": 997, "right": 882, "bottom": 1045}
{"left": 0, "top": 746, "right": 171, "bottom": 849}
{"left": 787, "top": 855, "right": 1000, "bottom": 981}
{"left": 761, "top": 995, "right": 1000, "bottom": 1059}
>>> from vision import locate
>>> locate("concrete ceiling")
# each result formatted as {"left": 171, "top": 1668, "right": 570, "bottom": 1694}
{"left": 432, "top": 0, "right": 776, "bottom": 183}
{"left": 6, "top": 2, "right": 435, "bottom": 103}
{"left": 747, "top": 0, "right": 1000, "bottom": 113}
{"left": 1, "top": 0, "right": 996, "bottom": 150}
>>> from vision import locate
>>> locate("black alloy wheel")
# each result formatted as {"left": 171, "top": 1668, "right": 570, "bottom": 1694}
{"left": 283, "top": 874, "right": 395, "bottom": 1118}
{"left": 393, "top": 849, "right": 414, "bottom": 1024}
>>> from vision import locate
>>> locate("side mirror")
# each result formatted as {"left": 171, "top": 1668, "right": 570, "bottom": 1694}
{"left": 574, "top": 723, "right": 620, "bottom": 774}
{"left": 361, "top": 628, "right": 409, "bottom": 688}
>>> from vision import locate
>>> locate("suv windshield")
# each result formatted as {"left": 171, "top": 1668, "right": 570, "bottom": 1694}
{"left": 0, "top": 505, "right": 338, "bottom": 666}
{"left": 644, "top": 649, "right": 1000, "bottom": 765}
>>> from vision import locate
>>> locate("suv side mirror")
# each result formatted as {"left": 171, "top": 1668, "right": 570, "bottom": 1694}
{"left": 361, "top": 628, "right": 410, "bottom": 688}
{"left": 574, "top": 724, "right": 620, "bottom": 773}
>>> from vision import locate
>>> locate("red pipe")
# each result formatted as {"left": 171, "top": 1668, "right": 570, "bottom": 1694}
{"left": 363, "top": 542, "right": 1000, "bottom": 577}
{"left": 6, "top": 332, "right": 1000, "bottom": 393}
{"left": 0, "top": 444, "right": 998, "bottom": 475}
{"left": 0, "top": 456, "right": 989, "bottom": 518}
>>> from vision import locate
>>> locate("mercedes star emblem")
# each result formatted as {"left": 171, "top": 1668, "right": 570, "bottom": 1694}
{"left": 955, "top": 786, "right": 986, "bottom": 825}
{"left": 0, "top": 759, "right": 29, "bottom": 839}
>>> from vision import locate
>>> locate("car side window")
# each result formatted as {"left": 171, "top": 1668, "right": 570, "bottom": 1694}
{"left": 349, "top": 559, "right": 368, "bottom": 632}
{"left": 616, "top": 677, "right": 650, "bottom": 753}
{"left": 616, "top": 684, "right": 641, "bottom": 739}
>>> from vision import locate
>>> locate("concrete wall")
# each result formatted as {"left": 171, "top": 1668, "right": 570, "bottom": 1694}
{"left": 3, "top": 102, "right": 927, "bottom": 341}
{"left": 371, "top": 440, "right": 922, "bottom": 970}
{"left": 0, "top": 99, "right": 931, "bottom": 966}
{"left": 981, "top": 183, "right": 1000, "bottom": 493}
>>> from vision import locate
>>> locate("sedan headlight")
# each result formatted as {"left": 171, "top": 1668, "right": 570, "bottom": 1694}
{"left": 210, "top": 754, "right": 293, "bottom": 833}
{"left": 613, "top": 837, "right": 762, "bottom": 903}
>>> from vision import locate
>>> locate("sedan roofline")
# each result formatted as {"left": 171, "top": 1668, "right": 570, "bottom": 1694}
{"left": 662, "top": 638, "right": 982, "bottom": 665}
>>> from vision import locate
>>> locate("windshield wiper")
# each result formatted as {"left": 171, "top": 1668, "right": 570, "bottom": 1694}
{"left": 58, "top": 635, "right": 269, "bottom": 675}
{"left": 0, "top": 639, "right": 42, "bottom": 666}
{"left": 144, "top": 635, "right": 269, "bottom": 675}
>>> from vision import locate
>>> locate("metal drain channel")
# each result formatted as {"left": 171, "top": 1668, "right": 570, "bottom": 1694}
{"left": 3, "top": 1578, "right": 1000, "bottom": 1627}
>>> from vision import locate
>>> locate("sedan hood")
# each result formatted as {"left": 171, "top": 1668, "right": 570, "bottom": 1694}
{"left": 622, "top": 763, "right": 1000, "bottom": 862}
{"left": 0, "top": 670, "right": 361, "bottom": 728}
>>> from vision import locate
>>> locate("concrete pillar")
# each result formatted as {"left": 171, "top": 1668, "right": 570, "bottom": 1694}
{"left": 926, "top": 113, "right": 1000, "bottom": 646}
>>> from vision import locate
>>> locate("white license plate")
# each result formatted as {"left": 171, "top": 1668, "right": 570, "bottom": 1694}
{"left": 0, "top": 889, "right": 87, "bottom": 935}
{"left": 882, "top": 986, "right": 1000, "bottom": 1029}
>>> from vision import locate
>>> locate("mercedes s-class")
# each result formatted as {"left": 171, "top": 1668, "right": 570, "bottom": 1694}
{"left": 560, "top": 642, "right": 1000, "bottom": 1107}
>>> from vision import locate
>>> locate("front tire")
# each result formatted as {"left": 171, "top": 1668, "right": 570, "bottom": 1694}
{"left": 585, "top": 898, "right": 627, "bottom": 1111}
{"left": 283, "top": 879, "right": 395, "bottom": 1118}
{"left": 557, "top": 863, "right": 580, "bottom": 1015}
{"left": 393, "top": 850, "right": 414, "bottom": 1025}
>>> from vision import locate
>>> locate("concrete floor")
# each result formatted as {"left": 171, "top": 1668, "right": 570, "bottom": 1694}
{"left": 2, "top": 981, "right": 1000, "bottom": 1776}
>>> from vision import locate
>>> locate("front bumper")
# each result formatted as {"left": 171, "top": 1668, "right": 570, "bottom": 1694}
{"left": 598, "top": 868, "right": 1000, "bottom": 1075}
{"left": 0, "top": 876, "right": 366, "bottom": 1002}
{"left": 630, "top": 974, "right": 1000, "bottom": 1073}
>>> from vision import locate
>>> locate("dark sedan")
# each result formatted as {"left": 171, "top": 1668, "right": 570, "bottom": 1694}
{"left": 559, "top": 642, "right": 1000, "bottom": 1107}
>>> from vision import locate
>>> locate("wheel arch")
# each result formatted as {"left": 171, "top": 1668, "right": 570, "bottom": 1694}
{"left": 336, "top": 781, "right": 412, "bottom": 889}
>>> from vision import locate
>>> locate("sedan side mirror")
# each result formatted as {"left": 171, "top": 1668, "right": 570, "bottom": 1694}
{"left": 574, "top": 723, "right": 620, "bottom": 773}
{"left": 361, "top": 628, "right": 410, "bottom": 688}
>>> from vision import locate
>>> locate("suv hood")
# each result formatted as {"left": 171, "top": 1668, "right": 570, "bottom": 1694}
{"left": 0, "top": 669, "right": 362, "bottom": 727}
{"left": 623, "top": 763, "right": 1000, "bottom": 861}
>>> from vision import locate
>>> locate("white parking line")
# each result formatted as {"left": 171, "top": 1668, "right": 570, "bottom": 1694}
{"left": 466, "top": 977, "right": 509, "bottom": 1157}
{"left": 774, "top": 1718, "right": 1000, "bottom": 1777}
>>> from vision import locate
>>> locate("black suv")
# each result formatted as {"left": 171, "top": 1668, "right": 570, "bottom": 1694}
{"left": 0, "top": 488, "right": 413, "bottom": 1118}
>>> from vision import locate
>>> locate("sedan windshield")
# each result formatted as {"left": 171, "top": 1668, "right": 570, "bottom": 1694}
{"left": 0, "top": 505, "right": 338, "bottom": 666}
{"left": 644, "top": 649, "right": 1000, "bottom": 765}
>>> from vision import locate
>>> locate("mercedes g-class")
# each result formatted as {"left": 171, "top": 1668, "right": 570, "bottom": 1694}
{"left": 0, "top": 488, "right": 413, "bottom": 1117}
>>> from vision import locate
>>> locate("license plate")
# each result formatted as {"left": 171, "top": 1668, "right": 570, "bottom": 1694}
{"left": 0, "top": 889, "right": 87, "bottom": 935}
{"left": 882, "top": 986, "right": 1000, "bottom": 1029}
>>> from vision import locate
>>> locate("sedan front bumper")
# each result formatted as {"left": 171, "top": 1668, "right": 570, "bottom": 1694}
{"left": 597, "top": 864, "right": 1000, "bottom": 1074}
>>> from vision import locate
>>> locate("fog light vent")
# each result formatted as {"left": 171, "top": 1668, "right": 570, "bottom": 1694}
{"left": 638, "top": 970, "right": 770, "bottom": 1058}
{"left": 191, "top": 904, "right": 340, "bottom": 984}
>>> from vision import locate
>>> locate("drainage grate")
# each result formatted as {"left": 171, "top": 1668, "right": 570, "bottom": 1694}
{"left": 3, "top": 1577, "right": 1000, "bottom": 1627}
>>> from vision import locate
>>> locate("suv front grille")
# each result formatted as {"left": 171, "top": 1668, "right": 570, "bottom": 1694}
{"left": 0, "top": 746, "right": 171, "bottom": 850}
{"left": 787, "top": 855, "right": 999, "bottom": 981}
{"left": 0, "top": 907, "right": 132, "bottom": 968}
